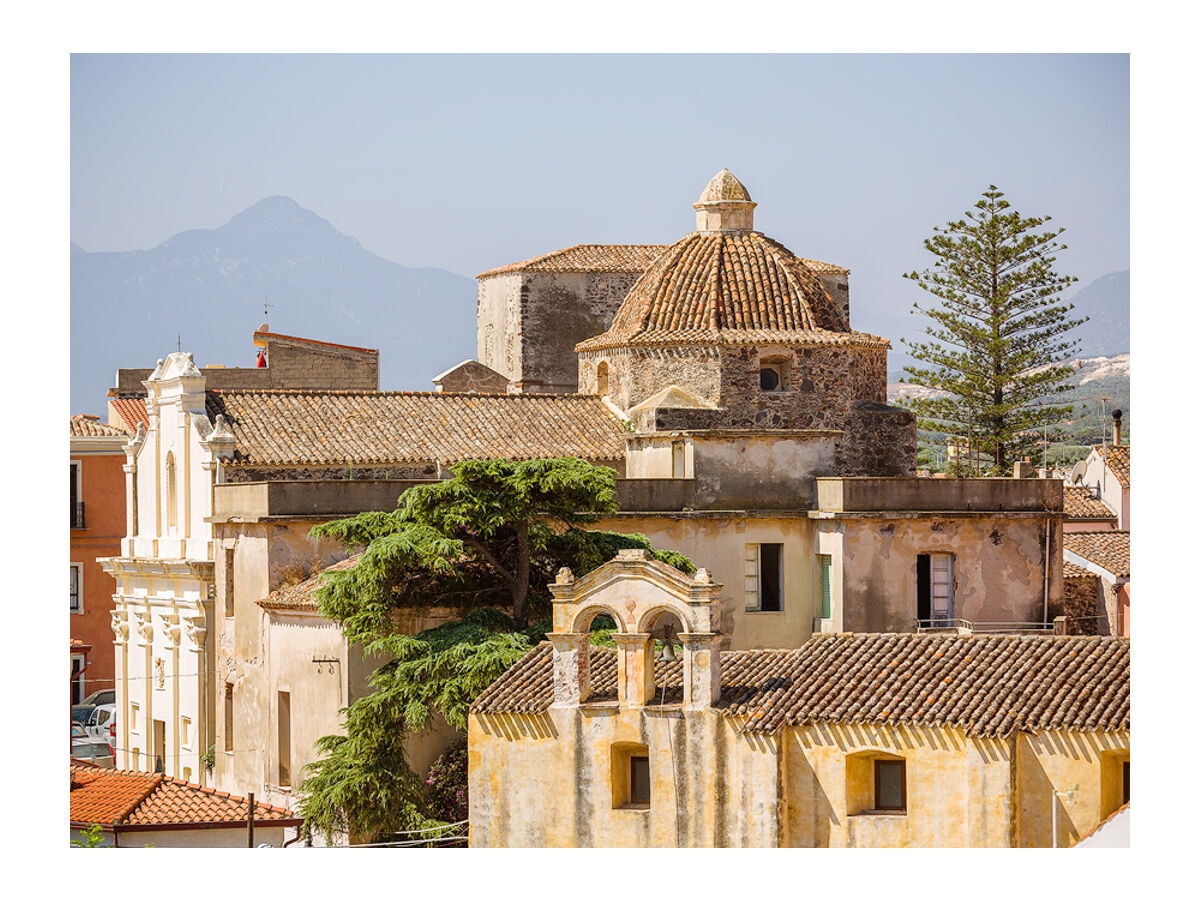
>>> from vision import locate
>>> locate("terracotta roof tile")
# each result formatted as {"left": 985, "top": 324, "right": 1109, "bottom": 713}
{"left": 258, "top": 555, "right": 360, "bottom": 611}
{"left": 1064, "top": 531, "right": 1130, "bottom": 578}
{"left": 1063, "top": 485, "right": 1117, "bottom": 520}
{"left": 1063, "top": 560, "right": 1093, "bottom": 579}
{"left": 70, "top": 414, "right": 128, "bottom": 437}
{"left": 1100, "top": 445, "right": 1130, "bottom": 489}
{"left": 254, "top": 328, "right": 377, "bottom": 355}
{"left": 473, "top": 633, "right": 1129, "bottom": 739}
{"left": 109, "top": 398, "right": 149, "bottom": 432}
{"left": 206, "top": 390, "right": 627, "bottom": 469}
{"left": 70, "top": 764, "right": 300, "bottom": 826}
{"left": 576, "top": 232, "right": 880, "bottom": 353}
{"left": 477, "top": 244, "right": 667, "bottom": 279}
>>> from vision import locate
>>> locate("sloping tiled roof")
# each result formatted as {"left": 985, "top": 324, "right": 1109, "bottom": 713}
{"left": 258, "top": 554, "right": 360, "bottom": 611}
{"left": 1063, "top": 485, "right": 1117, "bottom": 520}
{"left": 473, "top": 632, "right": 1129, "bottom": 739}
{"left": 576, "top": 231, "right": 884, "bottom": 353}
{"left": 109, "top": 398, "right": 149, "bottom": 432}
{"left": 1063, "top": 559, "right": 1093, "bottom": 579}
{"left": 70, "top": 764, "right": 300, "bottom": 827}
{"left": 1064, "top": 531, "right": 1130, "bottom": 578}
{"left": 206, "top": 390, "right": 627, "bottom": 468}
{"left": 70, "top": 415, "right": 128, "bottom": 437}
{"left": 477, "top": 244, "right": 667, "bottom": 279}
{"left": 1100, "top": 445, "right": 1130, "bottom": 489}
{"left": 253, "top": 327, "right": 377, "bottom": 355}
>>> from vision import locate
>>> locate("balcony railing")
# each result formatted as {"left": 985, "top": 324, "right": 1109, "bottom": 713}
{"left": 71, "top": 502, "right": 85, "bottom": 529}
{"left": 913, "top": 618, "right": 1057, "bottom": 635}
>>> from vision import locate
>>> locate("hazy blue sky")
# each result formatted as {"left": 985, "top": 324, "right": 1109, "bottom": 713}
{"left": 70, "top": 53, "right": 1129, "bottom": 348}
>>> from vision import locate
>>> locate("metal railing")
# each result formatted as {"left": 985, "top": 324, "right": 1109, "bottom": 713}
{"left": 71, "top": 502, "right": 86, "bottom": 529}
{"left": 913, "top": 617, "right": 1057, "bottom": 635}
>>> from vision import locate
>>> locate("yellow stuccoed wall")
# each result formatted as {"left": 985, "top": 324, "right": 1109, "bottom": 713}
{"left": 470, "top": 709, "right": 1127, "bottom": 848}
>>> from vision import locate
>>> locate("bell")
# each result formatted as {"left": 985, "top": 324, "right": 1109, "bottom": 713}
{"left": 660, "top": 642, "right": 677, "bottom": 663}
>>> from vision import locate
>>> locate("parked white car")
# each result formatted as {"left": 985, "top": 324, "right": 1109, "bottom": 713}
{"left": 86, "top": 704, "right": 117, "bottom": 747}
{"left": 72, "top": 735, "right": 115, "bottom": 767}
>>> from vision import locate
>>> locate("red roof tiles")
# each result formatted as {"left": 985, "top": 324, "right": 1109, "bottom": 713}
{"left": 1064, "top": 531, "right": 1130, "bottom": 578}
{"left": 70, "top": 763, "right": 300, "bottom": 827}
{"left": 1063, "top": 485, "right": 1118, "bottom": 520}
{"left": 70, "top": 414, "right": 128, "bottom": 437}
{"left": 477, "top": 244, "right": 666, "bottom": 279}
{"left": 109, "top": 398, "right": 149, "bottom": 433}
{"left": 473, "top": 632, "right": 1129, "bottom": 739}
{"left": 1100, "top": 445, "right": 1130, "bottom": 489}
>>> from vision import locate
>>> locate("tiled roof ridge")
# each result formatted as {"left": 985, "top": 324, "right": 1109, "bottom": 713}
{"left": 209, "top": 388, "right": 600, "bottom": 399}
{"left": 472, "top": 632, "right": 1129, "bottom": 738}
{"left": 476, "top": 243, "right": 667, "bottom": 278}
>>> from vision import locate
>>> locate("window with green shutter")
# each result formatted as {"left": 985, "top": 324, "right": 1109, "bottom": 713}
{"left": 818, "top": 554, "right": 832, "bottom": 619}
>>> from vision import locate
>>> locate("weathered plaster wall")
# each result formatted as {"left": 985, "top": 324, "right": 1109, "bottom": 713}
{"left": 837, "top": 516, "right": 1061, "bottom": 632}
{"left": 469, "top": 707, "right": 778, "bottom": 848}
{"left": 783, "top": 723, "right": 1014, "bottom": 848}
{"left": 1015, "top": 730, "right": 1129, "bottom": 848}
{"left": 593, "top": 514, "right": 820, "bottom": 650}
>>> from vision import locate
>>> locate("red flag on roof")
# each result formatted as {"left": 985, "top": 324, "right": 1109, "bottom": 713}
{"left": 256, "top": 350, "right": 267, "bottom": 368}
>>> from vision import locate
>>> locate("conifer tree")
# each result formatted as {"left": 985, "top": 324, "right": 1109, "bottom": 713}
{"left": 297, "top": 457, "right": 692, "bottom": 843}
{"left": 901, "top": 186, "right": 1085, "bottom": 474}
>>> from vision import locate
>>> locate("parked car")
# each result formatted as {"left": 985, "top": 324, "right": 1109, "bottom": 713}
{"left": 86, "top": 704, "right": 117, "bottom": 746}
{"left": 71, "top": 703, "right": 95, "bottom": 726}
{"left": 71, "top": 735, "right": 115, "bottom": 768}
{"left": 81, "top": 689, "right": 115, "bottom": 707}
{"left": 72, "top": 722, "right": 87, "bottom": 739}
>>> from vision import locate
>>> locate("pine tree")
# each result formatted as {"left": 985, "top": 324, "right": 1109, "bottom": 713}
{"left": 297, "top": 457, "right": 692, "bottom": 843}
{"left": 901, "top": 186, "right": 1085, "bottom": 475}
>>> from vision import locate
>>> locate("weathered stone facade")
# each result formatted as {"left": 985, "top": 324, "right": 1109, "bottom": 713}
{"left": 477, "top": 267, "right": 648, "bottom": 393}
{"left": 112, "top": 328, "right": 379, "bottom": 396}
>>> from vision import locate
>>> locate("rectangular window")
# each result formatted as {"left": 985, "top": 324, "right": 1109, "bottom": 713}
{"left": 917, "top": 553, "right": 954, "bottom": 625}
{"left": 278, "top": 691, "right": 292, "bottom": 787}
{"left": 818, "top": 554, "right": 833, "bottom": 619}
{"left": 224, "top": 548, "right": 235, "bottom": 618}
{"left": 1123, "top": 761, "right": 1130, "bottom": 805}
{"left": 71, "top": 655, "right": 86, "bottom": 704}
{"left": 70, "top": 564, "right": 83, "bottom": 614}
{"left": 224, "top": 683, "right": 234, "bottom": 752}
{"left": 152, "top": 719, "right": 166, "bottom": 774}
{"left": 875, "top": 759, "right": 906, "bottom": 811}
{"left": 745, "top": 543, "right": 783, "bottom": 612}
{"left": 70, "top": 461, "right": 84, "bottom": 528}
{"left": 630, "top": 755, "right": 650, "bottom": 804}
{"left": 180, "top": 716, "right": 192, "bottom": 749}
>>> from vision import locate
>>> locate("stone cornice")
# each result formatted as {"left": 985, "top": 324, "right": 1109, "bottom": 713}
{"left": 100, "top": 557, "right": 216, "bottom": 579}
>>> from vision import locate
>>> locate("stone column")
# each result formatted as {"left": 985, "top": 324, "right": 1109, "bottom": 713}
{"left": 613, "top": 633, "right": 655, "bottom": 707}
{"left": 547, "top": 632, "right": 591, "bottom": 708}
{"left": 680, "top": 632, "right": 721, "bottom": 710}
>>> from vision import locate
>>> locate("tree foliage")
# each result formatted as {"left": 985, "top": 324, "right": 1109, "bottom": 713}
{"left": 901, "top": 186, "right": 1085, "bottom": 475}
{"left": 297, "top": 457, "right": 693, "bottom": 844}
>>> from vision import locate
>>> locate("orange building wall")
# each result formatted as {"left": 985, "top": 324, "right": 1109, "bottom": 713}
{"left": 71, "top": 452, "right": 126, "bottom": 702}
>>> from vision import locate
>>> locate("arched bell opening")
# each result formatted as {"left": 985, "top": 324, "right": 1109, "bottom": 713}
{"left": 570, "top": 604, "right": 627, "bottom": 635}
{"left": 645, "top": 609, "right": 685, "bottom": 704}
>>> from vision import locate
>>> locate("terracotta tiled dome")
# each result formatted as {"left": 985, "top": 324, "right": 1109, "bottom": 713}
{"left": 577, "top": 169, "right": 884, "bottom": 353}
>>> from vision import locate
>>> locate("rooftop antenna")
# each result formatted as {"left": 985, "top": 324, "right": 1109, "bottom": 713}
{"left": 177, "top": 334, "right": 182, "bottom": 353}
{"left": 1098, "top": 396, "right": 1110, "bottom": 451}
{"left": 263, "top": 296, "right": 274, "bottom": 329}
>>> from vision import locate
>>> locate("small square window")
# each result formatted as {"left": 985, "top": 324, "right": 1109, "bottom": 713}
{"left": 875, "top": 759, "right": 906, "bottom": 811}
{"left": 612, "top": 743, "right": 651, "bottom": 809}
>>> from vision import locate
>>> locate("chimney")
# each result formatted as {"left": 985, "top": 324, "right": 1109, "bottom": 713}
{"left": 1112, "top": 409, "right": 1123, "bottom": 447}
{"left": 1013, "top": 459, "right": 1035, "bottom": 479}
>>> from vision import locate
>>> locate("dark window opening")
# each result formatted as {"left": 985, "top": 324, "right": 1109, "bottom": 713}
{"left": 875, "top": 759, "right": 906, "bottom": 811}
{"left": 760, "top": 543, "right": 782, "bottom": 611}
{"left": 630, "top": 756, "right": 650, "bottom": 804}
{"left": 917, "top": 555, "right": 930, "bottom": 620}
{"left": 1123, "top": 760, "right": 1130, "bottom": 805}
{"left": 760, "top": 367, "right": 781, "bottom": 391}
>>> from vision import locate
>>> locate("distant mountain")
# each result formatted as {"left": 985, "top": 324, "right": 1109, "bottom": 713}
{"left": 70, "top": 196, "right": 477, "bottom": 416}
{"left": 1064, "top": 270, "right": 1129, "bottom": 358}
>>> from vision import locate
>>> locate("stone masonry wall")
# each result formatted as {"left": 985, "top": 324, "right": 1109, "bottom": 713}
{"left": 478, "top": 271, "right": 642, "bottom": 394}
{"left": 113, "top": 335, "right": 378, "bottom": 394}
{"left": 837, "top": 402, "right": 918, "bottom": 476}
